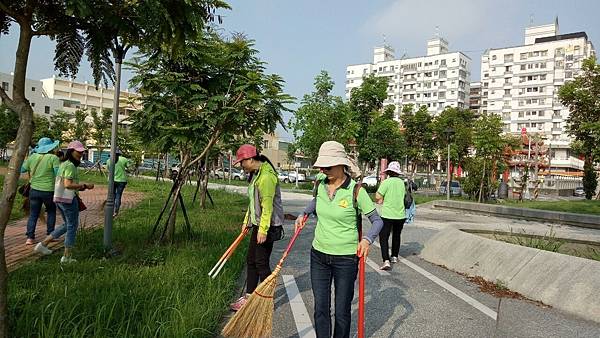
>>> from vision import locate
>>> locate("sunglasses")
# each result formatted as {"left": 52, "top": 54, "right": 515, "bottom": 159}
{"left": 321, "top": 166, "right": 332, "bottom": 171}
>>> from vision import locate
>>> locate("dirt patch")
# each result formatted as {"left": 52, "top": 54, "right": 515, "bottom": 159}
{"left": 466, "top": 275, "right": 549, "bottom": 308}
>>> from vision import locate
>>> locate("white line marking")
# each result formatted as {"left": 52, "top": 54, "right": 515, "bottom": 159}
{"left": 283, "top": 275, "right": 316, "bottom": 338}
{"left": 371, "top": 242, "right": 497, "bottom": 320}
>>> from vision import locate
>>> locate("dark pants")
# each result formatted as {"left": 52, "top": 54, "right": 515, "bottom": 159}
{"left": 26, "top": 189, "right": 56, "bottom": 239}
{"left": 379, "top": 217, "right": 406, "bottom": 261}
{"left": 246, "top": 226, "right": 274, "bottom": 294}
{"left": 311, "top": 247, "right": 358, "bottom": 338}
{"left": 113, "top": 182, "right": 127, "bottom": 214}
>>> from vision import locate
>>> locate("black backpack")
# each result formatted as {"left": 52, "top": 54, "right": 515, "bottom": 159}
{"left": 404, "top": 180, "right": 414, "bottom": 209}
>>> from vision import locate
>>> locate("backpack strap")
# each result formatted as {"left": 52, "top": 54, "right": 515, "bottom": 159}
{"left": 354, "top": 179, "right": 363, "bottom": 239}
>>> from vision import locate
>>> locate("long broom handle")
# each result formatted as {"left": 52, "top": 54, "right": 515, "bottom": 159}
{"left": 276, "top": 214, "right": 309, "bottom": 267}
{"left": 209, "top": 227, "right": 249, "bottom": 277}
{"left": 358, "top": 255, "right": 365, "bottom": 338}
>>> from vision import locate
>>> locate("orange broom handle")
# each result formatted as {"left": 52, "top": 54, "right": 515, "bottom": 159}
{"left": 277, "top": 214, "right": 309, "bottom": 266}
{"left": 358, "top": 255, "right": 365, "bottom": 338}
{"left": 222, "top": 227, "right": 249, "bottom": 261}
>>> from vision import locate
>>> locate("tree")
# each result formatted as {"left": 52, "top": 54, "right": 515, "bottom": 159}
{"left": 401, "top": 105, "right": 437, "bottom": 174}
{"left": 0, "top": 105, "right": 18, "bottom": 156}
{"left": 130, "top": 33, "right": 292, "bottom": 242}
{"left": 90, "top": 108, "right": 112, "bottom": 162}
{"left": 359, "top": 105, "right": 405, "bottom": 166}
{"left": 559, "top": 56, "right": 600, "bottom": 200}
{"left": 432, "top": 107, "right": 475, "bottom": 173}
{"left": 71, "top": 109, "right": 90, "bottom": 143}
{"left": 471, "top": 113, "right": 506, "bottom": 202}
{"left": 348, "top": 74, "right": 389, "bottom": 167}
{"left": 31, "top": 115, "right": 51, "bottom": 147}
{"left": 48, "top": 110, "right": 71, "bottom": 144}
{"left": 288, "top": 71, "right": 358, "bottom": 162}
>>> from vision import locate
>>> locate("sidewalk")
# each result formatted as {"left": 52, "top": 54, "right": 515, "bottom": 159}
{"left": 5, "top": 186, "right": 145, "bottom": 271}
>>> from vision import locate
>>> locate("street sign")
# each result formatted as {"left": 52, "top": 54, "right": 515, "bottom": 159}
{"left": 294, "top": 162, "right": 301, "bottom": 168}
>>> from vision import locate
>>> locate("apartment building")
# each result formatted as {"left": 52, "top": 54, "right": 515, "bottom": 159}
{"left": 469, "top": 81, "right": 482, "bottom": 112}
{"left": 346, "top": 37, "right": 471, "bottom": 118}
{"left": 480, "top": 19, "right": 596, "bottom": 171}
{"left": 1, "top": 72, "right": 64, "bottom": 116}
{"left": 41, "top": 75, "right": 141, "bottom": 124}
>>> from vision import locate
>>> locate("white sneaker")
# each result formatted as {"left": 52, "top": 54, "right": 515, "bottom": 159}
{"left": 390, "top": 256, "right": 398, "bottom": 263}
{"left": 34, "top": 243, "right": 52, "bottom": 256}
{"left": 60, "top": 256, "right": 77, "bottom": 264}
{"left": 380, "top": 260, "right": 391, "bottom": 271}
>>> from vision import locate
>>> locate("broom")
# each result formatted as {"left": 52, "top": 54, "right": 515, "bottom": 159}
{"left": 222, "top": 214, "right": 308, "bottom": 338}
{"left": 209, "top": 226, "right": 250, "bottom": 279}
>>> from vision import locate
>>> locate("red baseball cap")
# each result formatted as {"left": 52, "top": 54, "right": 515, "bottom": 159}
{"left": 234, "top": 144, "right": 258, "bottom": 165}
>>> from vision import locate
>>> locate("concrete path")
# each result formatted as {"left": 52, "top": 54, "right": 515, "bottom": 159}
{"left": 6, "top": 186, "right": 144, "bottom": 270}
{"left": 209, "top": 183, "right": 600, "bottom": 337}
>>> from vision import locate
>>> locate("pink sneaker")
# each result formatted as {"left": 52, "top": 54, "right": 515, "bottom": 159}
{"left": 230, "top": 296, "right": 247, "bottom": 311}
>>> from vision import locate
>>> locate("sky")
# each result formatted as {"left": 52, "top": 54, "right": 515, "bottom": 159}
{"left": 1, "top": 0, "right": 599, "bottom": 141}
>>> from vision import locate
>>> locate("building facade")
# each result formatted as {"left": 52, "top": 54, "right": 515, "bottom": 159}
{"left": 346, "top": 37, "right": 472, "bottom": 118}
{"left": 469, "top": 81, "right": 482, "bottom": 112}
{"left": 41, "top": 75, "right": 141, "bottom": 124}
{"left": 1, "top": 72, "right": 64, "bottom": 117}
{"left": 480, "top": 20, "right": 596, "bottom": 172}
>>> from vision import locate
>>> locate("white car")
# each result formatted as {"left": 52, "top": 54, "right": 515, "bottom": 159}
{"left": 362, "top": 175, "right": 378, "bottom": 187}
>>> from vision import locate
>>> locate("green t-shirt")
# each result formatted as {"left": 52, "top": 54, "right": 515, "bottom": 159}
{"left": 57, "top": 161, "right": 80, "bottom": 194}
{"left": 313, "top": 176, "right": 375, "bottom": 255}
{"left": 22, "top": 153, "right": 60, "bottom": 192}
{"left": 376, "top": 177, "right": 406, "bottom": 219}
{"left": 107, "top": 156, "right": 129, "bottom": 182}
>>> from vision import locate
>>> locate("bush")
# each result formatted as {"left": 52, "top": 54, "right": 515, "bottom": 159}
{"left": 461, "top": 157, "right": 498, "bottom": 201}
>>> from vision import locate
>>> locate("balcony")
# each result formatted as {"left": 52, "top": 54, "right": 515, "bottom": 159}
{"left": 551, "top": 127, "right": 562, "bottom": 133}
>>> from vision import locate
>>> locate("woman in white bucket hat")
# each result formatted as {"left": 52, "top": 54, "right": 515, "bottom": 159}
{"left": 295, "top": 141, "right": 383, "bottom": 338}
{"left": 375, "top": 161, "right": 407, "bottom": 270}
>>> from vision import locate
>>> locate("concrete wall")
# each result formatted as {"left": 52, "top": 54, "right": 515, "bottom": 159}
{"left": 421, "top": 228, "right": 600, "bottom": 323}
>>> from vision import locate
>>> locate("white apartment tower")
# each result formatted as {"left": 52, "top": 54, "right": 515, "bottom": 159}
{"left": 346, "top": 37, "right": 471, "bottom": 118}
{"left": 1, "top": 72, "right": 64, "bottom": 117}
{"left": 480, "top": 19, "right": 596, "bottom": 171}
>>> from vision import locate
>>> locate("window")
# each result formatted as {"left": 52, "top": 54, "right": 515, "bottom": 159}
{"left": 31, "top": 102, "right": 35, "bottom": 107}
{"left": 520, "top": 53, "right": 527, "bottom": 60}
{"left": 520, "top": 65, "right": 526, "bottom": 70}
{"left": 263, "top": 140, "right": 269, "bottom": 149}
{"left": 492, "top": 55, "right": 497, "bottom": 61}
{"left": 518, "top": 112, "right": 524, "bottom": 118}
{"left": 44, "top": 106, "right": 50, "bottom": 114}
{"left": 1, "top": 82, "right": 8, "bottom": 91}
{"left": 505, "top": 78, "right": 511, "bottom": 84}
{"left": 440, "top": 59, "right": 446, "bottom": 66}
{"left": 31, "top": 87, "right": 36, "bottom": 92}
{"left": 565, "top": 71, "right": 573, "bottom": 78}
{"left": 504, "top": 89, "right": 510, "bottom": 95}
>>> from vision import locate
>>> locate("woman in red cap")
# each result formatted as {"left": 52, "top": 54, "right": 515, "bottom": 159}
{"left": 229, "top": 144, "right": 284, "bottom": 311}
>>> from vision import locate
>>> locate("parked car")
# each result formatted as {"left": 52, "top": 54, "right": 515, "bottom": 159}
{"left": 286, "top": 171, "right": 306, "bottom": 183}
{"left": 573, "top": 186, "right": 585, "bottom": 197}
{"left": 439, "top": 181, "right": 462, "bottom": 196}
{"left": 277, "top": 171, "right": 289, "bottom": 182}
{"left": 213, "top": 167, "right": 245, "bottom": 180}
{"left": 362, "top": 175, "right": 378, "bottom": 188}
{"left": 80, "top": 160, "right": 95, "bottom": 169}
{"left": 170, "top": 164, "right": 196, "bottom": 179}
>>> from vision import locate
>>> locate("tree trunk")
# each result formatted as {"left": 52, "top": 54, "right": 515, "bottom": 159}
{"left": 200, "top": 154, "right": 210, "bottom": 208}
{"left": 478, "top": 160, "right": 487, "bottom": 203}
{"left": 0, "top": 24, "right": 34, "bottom": 338}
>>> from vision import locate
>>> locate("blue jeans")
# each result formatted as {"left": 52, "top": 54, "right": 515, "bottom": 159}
{"left": 113, "top": 182, "right": 127, "bottom": 214}
{"left": 26, "top": 189, "right": 57, "bottom": 239}
{"left": 311, "top": 247, "right": 358, "bottom": 338}
{"left": 51, "top": 197, "right": 79, "bottom": 248}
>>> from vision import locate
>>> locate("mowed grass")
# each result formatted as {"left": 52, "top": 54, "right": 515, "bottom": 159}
{"left": 501, "top": 199, "right": 600, "bottom": 216}
{"left": 9, "top": 174, "right": 248, "bottom": 337}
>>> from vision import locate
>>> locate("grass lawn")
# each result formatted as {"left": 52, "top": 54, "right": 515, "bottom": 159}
{"left": 9, "top": 174, "right": 248, "bottom": 337}
{"left": 500, "top": 199, "right": 600, "bottom": 216}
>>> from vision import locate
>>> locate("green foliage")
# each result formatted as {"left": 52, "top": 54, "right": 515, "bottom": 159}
{"left": 349, "top": 74, "right": 389, "bottom": 141}
{"left": 90, "top": 108, "right": 112, "bottom": 151}
{"left": 130, "top": 32, "right": 293, "bottom": 170}
{"left": 47, "top": 110, "right": 71, "bottom": 144}
{"left": 31, "top": 115, "right": 51, "bottom": 147}
{"left": 288, "top": 71, "right": 357, "bottom": 161}
{"left": 71, "top": 109, "right": 91, "bottom": 143}
{"left": 583, "top": 160, "right": 598, "bottom": 200}
{"left": 401, "top": 105, "right": 437, "bottom": 170}
{"left": 360, "top": 105, "right": 405, "bottom": 165}
{"left": 461, "top": 157, "right": 498, "bottom": 200}
{"left": 432, "top": 107, "right": 475, "bottom": 167}
{"left": 559, "top": 56, "right": 600, "bottom": 200}
{"left": 0, "top": 104, "right": 19, "bottom": 150}
{"left": 495, "top": 227, "right": 565, "bottom": 253}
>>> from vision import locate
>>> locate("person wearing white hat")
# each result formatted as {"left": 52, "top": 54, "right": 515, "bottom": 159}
{"left": 295, "top": 141, "right": 383, "bottom": 338}
{"left": 375, "top": 161, "right": 407, "bottom": 270}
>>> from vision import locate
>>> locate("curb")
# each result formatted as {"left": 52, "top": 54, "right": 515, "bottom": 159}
{"left": 420, "top": 227, "right": 600, "bottom": 323}
{"left": 432, "top": 200, "right": 600, "bottom": 229}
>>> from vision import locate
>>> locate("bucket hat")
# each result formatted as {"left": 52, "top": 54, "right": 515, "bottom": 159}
{"left": 313, "top": 141, "right": 353, "bottom": 168}
{"left": 234, "top": 144, "right": 258, "bottom": 165}
{"left": 67, "top": 140, "right": 86, "bottom": 152}
{"left": 384, "top": 161, "right": 403, "bottom": 175}
{"left": 33, "top": 137, "right": 59, "bottom": 154}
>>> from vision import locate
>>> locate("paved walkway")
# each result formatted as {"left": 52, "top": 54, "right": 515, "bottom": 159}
{"left": 5, "top": 186, "right": 145, "bottom": 270}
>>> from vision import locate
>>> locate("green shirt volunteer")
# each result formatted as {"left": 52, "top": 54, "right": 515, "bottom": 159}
{"left": 22, "top": 153, "right": 60, "bottom": 192}
{"left": 313, "top": 177, "right": 376, "bottom": 255}
{"left": 245, "top": 162, "right": 279, "bottom": 235}
{"left": 376, "top": 177, "right": 406, "bottom": 219}
{"left": 57, "top": 161, "right": 80, "bottom": 195}
{"left": 106, "top": 156, "right": 129, "bottom": 182}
